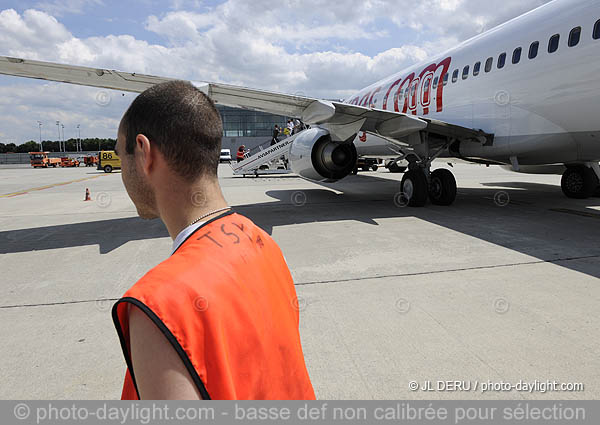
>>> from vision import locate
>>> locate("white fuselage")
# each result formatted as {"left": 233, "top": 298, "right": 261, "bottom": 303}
{"left": 349, "top": 0, "right": 600, "bottom": 166}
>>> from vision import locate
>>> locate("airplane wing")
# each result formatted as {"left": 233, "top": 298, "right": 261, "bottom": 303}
{"left": 0, "top": 56, "right": 492, "bottom": 146}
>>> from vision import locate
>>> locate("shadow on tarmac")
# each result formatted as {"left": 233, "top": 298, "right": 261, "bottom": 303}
{"left": 244, "top": 173, "right": 600, "bottom": 279}
{"left": 1, "top": 172, "right": 599, "bottom": 277}
{"left": 0, "top": 217, "right": 168, "bottom": 255}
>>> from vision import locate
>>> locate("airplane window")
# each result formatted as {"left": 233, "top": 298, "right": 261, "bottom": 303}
{"left": 594, "top": 19, "right": 600, "bottom": 39}
{"left": 548, "top": 34, "right": 560, "bottom": 53}
{"left": 473, "top": 61, "right": 481, "bottom": 76}
{"left": 512, "top": 47, "right": 522, "bottom": 64}
{"left": 452, "top": 69, "right": 459, "bottom": 83}
{"left": 462, "top": 65, "right": 469, "bottom": 80}
{"left": 443, "top": 73, "right": 449, "bottom": 86}
{"left": 433, "top": 76, "right": 439, "bottom": 89}
{"left": 529, "top": 41, "right": 539, "bottom": 59}
{"left": 569, "top": 26, "right": 581, "bottom": 47}
{"left": 497, "top": 52, "right": 506, "bottom": 69}
{"left": 485, "top": 57, "right": 493, "bottom": 72}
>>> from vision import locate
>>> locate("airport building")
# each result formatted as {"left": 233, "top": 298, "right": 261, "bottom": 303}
{"left": 218, "top": 105, "right": 288, "bottom": 155}
{"left": 0, "top": 106, "right": 289, "bottom": 164}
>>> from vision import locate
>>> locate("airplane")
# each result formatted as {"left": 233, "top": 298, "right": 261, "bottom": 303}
{"left": 1, "top": 0, "right": 599, "bottom": 207}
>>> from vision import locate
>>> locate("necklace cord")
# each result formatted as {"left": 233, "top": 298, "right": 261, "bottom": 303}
{"left": 188, "top": 206, "right": 231, "bottom": 227}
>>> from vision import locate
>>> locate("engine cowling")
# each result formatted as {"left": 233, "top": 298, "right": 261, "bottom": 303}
{"left": 289, "top": 127, "right": 358, "bottom": 182}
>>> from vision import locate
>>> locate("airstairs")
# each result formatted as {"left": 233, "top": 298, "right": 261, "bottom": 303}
{"left": 230, "top": 134, "right": 298, "bottom": 176}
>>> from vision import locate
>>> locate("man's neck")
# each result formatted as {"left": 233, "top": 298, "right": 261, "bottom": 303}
{"left": 157, "top": 179, "right": 229, "bottom": 240}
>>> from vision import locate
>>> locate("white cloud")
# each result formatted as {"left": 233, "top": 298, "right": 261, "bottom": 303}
{"left": 0, "top": 81, "right": 133, "bottom": 144}
{"left": 0, "top": 9, "right": 71, "bottom": 57}
{"left": 34, "top": 0, "right": 103, "bottom": 16}
{"left": 169, "top": 0, "right": 203, "bottom": 11}
{"left": 145, "top": 11, "right": 215, "bottom": 44}
{"left": 0, "top": 0, "right": 552, "bottom": 143}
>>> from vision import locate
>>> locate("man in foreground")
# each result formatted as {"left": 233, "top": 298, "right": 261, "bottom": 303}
{"left": 111, "top": 80, "right": 315, "bottom": 400}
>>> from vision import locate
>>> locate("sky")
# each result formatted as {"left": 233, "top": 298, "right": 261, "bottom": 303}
{"left": 0, "top": 0, "right": 552, "bottom": 144}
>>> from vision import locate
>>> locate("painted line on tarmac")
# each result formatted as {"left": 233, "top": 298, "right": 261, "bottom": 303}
{"left": 0, "top": 298, "right": 119, "bottom": 309}
{"left": 550, "top": 208, "right": 600, "bottom": 220}
{"left": 295, "top": 254, "right": 600, "bottom": 286}
{"left": 2, "top": 255, "right": 598, "bottom": 309}
{"left": 0, "top": 174, "right": 109, "bottom": 198}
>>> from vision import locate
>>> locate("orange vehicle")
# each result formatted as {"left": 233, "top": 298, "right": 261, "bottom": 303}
{"left": 29, "top": 152, "right": 61, "bottom": 168}
{"left": 60, "top": 157, "right": 80, "bottom": 167}
{"left": 83, "top": 155, "right": 98, "bottom": 167}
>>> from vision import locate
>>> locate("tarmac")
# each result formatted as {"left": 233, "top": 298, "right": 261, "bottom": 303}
{"left": 0, "top": 162, "right": 599, "bottom": 400}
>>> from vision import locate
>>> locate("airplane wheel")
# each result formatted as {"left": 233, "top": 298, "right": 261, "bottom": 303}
{"left": 401, "top": 169, "right": 428, "bottom": 207}
{"left": 561, "top": 166, "right": 598, "bottom": 199}
{"left": 429, "top": 169, "right": 457, "bottom": 206}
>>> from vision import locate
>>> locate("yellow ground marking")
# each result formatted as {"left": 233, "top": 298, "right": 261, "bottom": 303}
{"left": 0, "top": 174, "right": 110, "bottom": 198}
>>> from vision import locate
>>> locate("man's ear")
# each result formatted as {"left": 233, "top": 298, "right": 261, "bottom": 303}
{"left": 135, "top": 134, "right": 154, "bottom": 176}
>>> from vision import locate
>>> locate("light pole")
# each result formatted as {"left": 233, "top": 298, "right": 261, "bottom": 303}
{"left": 61, "top": 124, "right": 65, "bottom": 152}
{"left": 56, "top": 121, "right": 60, "bottom": 152}
{"left": 77, "top": 124, "right": 81, "bottom": 152}
{"left": 37, "top": 121, "right": 43, "bottom": 151}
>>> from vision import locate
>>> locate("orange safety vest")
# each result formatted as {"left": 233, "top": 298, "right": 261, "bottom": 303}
{"left": 112, "top": 211, "right": 315, "bottom": 400}
{"left": 236, "top": 150, "right": 245, "bottom": 160}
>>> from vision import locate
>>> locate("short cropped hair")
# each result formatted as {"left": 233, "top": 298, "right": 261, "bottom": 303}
{"left": 120, "top": 80, "right": 223, "bottom": 180}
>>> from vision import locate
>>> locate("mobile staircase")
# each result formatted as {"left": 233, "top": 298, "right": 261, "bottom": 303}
{"left": 230, "top": 134, "right": 298, "bottom": 177}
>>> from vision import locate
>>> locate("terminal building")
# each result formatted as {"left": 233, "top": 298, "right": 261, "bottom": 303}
{"left": 217, "top": 105, "right": 288, "bottom": 155}
{"left": 0, "top": 106, "right": 289, "bottom": 164}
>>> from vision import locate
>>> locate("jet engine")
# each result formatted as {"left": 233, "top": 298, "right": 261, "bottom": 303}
{"left": 289, "top": 127, "right": 358, "bottom": 182}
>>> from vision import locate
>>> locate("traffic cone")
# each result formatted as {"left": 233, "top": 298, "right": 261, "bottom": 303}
{"left": 84, "top": 188, "right": 91, "bottom": 201}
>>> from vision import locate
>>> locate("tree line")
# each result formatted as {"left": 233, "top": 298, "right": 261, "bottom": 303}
{"left": 0, "top": 138, "right": 117, "bottom": 154}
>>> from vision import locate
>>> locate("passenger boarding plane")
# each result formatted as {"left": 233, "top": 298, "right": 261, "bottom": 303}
{"left": 1, "top": 0, "right": 599, "bottom": 206}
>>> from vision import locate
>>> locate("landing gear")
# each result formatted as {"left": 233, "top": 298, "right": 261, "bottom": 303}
{"left": 428, "top": 169, "right": 457, "bottom": 206}
{"left": 561, "top": 166, "right": 599, "bottom": 199}
{"left": 400, "top": 169, "right": 429, "bottom": 207}
{"left": 386, "top": 160, "right": 407, "bottom": 173}
{"left": 395, "top": 133, "right": 460, "bottom": 207}
{"left": 400, "top": 168, "right": 458, "bottom": 207}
